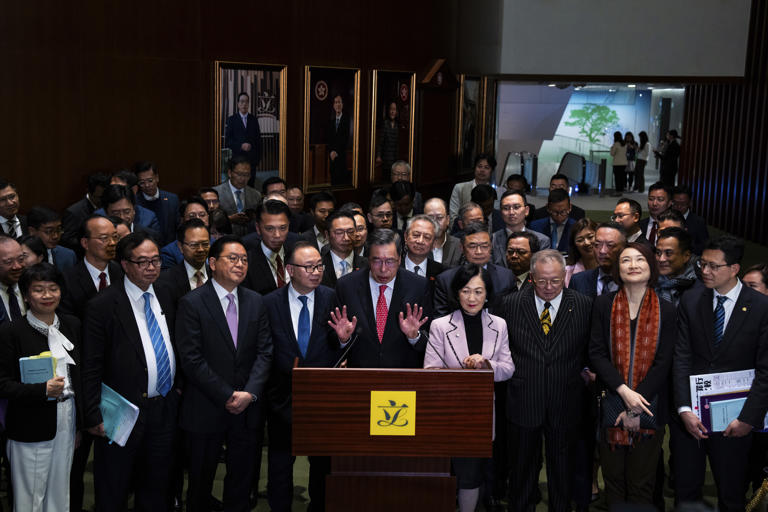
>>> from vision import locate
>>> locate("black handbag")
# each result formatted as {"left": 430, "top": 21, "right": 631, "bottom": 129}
{"left": 600, "top": 390, "right": 658, "bottom": 430}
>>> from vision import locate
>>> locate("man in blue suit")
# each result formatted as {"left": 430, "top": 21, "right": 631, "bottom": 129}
{"left": 26, "top": 206, "right": 76, "bottom": 271}
{"left": 528, "top": 188, "right": 576, "bottom": 254}
{"left": 263, "top": 241, "right": 341, "bottom": 512}
{"left": 134, "top": 162, "right": 180, "bottom": 245}
{"left": 568, "top": 222, "right": 626, "bottom": 299}
{"left": 225, "top": 92, "right": 262, "bottom": 181}
{"left": 95, "top": 185, "right": 161, "bottom": 239}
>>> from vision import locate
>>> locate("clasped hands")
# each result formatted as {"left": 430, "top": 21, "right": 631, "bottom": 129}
{"left": 463, "top": 354, "right": 489, "bottom": 369}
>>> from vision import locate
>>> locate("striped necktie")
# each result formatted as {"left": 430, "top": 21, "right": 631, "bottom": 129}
{"left": 143, "top": 292, "right": 171, "bottom": 396}
{"left": 713, "top": 295, "right": 727, "bottom": 350}
{"left": 540, "top": 301, "right": 552, "bottom": 335}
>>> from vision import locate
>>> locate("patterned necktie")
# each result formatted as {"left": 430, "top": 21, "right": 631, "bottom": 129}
{"left": 194, "top": 270, "right": 204, "bottom": 288}
{"left": 142, "top": 293, "right": 171, "bottom": 396}
{"left": 5, "top": 218, "right": 17, "bottom": 237}
{"left": 376, "top": 284, "right": 388, "bottom": 343}
{"left": 226, "top": 293, "right": 238, "bottom": 347}
{"left": 414, "top": 265, "right": 421, "bottom": 276}
{"left": 275, "top": 254, "right": 286, "bottom": 287}
{"left": 339, "top": 260, "right": 348, "bottom": 277}
{"left": 297, "top": 296, "right": 310, "bottom": 358}
{"left": 6, "top": 286, "right": 22, "bottom": 321}
{"left": 550, "top": 223, "right": 558, "bottom": 249}
{"left": 235, "top": 190, "right": 244, "bottom": 212}
{"left": 648, "top": 220, "right": 658, "bottom": 246}
{"left": 599, "top": 275, "right": 613, "bottom": 295}
{"left": 713, "top": 295, "right": 728, "bottom": 350}
{"left": 540, "top": 301, "right": 552, "bottom": 335}
{"left": 98, "top": 272, "right": 108, "bottom": 291}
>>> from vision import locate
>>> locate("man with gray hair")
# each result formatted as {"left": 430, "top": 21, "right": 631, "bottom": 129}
{"left": 390, "top": 160, "right": 423, "bottom": 213}
{"left": 332, "top": 228, "right": 431, "bottom": 368}
{"left": 424, "top": 197, "right": 462, "bottom": 267}
{"left": 402, "top": 215, "right": 444, "bottom": 298}
{"left": 502, "top": 249, "right": 592, "bottom": 511}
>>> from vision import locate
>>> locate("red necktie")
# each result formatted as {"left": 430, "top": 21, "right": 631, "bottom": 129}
{"left": 648, "top": 220, "right": 658, "bottom": 245}
{"left": 98, "top": 272, "right": 107, "bottom": 291}
{"left": 376, "top": 284, "right": 388, "bottom": 343}
{"left": 275, "top": 255, "right": 286, "bottom": 288}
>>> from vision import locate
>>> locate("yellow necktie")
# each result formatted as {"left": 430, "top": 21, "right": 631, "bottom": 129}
{"left": 540, "top": 302, "right": 552, "bottom": 335}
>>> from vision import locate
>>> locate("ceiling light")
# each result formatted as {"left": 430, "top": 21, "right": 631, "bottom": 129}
{"left": 628, "top": 84, "right": 636, "bottom": 88}
{"left": 608, "top": 89, "right": 616, "bottom": 92}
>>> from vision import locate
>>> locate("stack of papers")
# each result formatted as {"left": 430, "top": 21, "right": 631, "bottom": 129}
{"left": 20, "top": 352, "right": 56, "bottom": 401}
{"left": 689, "top": 369, "right": 768, "bottom": 432}
{"left": 99, "top": 384, "right": 139, "bottom": 447}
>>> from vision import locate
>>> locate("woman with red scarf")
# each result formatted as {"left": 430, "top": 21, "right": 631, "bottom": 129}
{"left": 589, "top": 242, "right": 676, "bottom": 507}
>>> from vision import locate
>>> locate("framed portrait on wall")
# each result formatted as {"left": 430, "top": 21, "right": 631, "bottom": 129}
{"left": 457, "top": 75, "right": 482, "bottom": 172}
{"left": 213, "top": 61, "right": 287, "bottom": 185}
{"left": 303, "top": 65, "right": 360, "bottom": 192}
{"left": 369, "top": 70, "right": 416, "bottom": 184}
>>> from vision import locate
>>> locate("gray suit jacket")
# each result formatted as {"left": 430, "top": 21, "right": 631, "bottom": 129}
{"left": 435, "top": 234, "right": 463, "bottom": 268}
{"left": 491, "top": 229, "right": 551, "bottom": 268}
{"left": 213, "top": 181, "right": 261, "bottom": 236}
{"left": 449, "top": 180, "right": 475, "bottom": 222}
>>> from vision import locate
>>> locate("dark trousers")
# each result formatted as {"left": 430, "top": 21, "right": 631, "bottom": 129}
{"left": 70, "top": 431, "right": 94, "bottom": 511}
{"left": 508, "top": 422, "right": 574, "bottom": 512}
{"left": 748, "top": 431, "right": 768, "bottom": 493}
{"left": 634, "top": 159, "right": 647, "bottom": 192}
{"left": 267, "top": 414, "right": 329, "bottom": 512}
{"left": 613, "top": 165, "right": 627, "bottom": 192}
{"left": 186, "top": 412, "right": 262, "bottom": 512}
{"left": 670, "top": 418, "right": 751, "bottom": 512}
{"left": 93, "top": 393, "right": 178, "bottom": 512}
{"left": 599, "top": 430, "right": 663, "bottom": 507}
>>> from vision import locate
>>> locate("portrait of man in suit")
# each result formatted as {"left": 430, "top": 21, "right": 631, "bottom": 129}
{"left": 225, "top": 92, "right": 262, "bottom": 174}
{"left": 502, "top": 249, "right": 592, "bottom": 511}
{"left": 176, "top": 235, "right": 273, "bottom": 512}
{"left": 327, "top": 94, "right": 350, "bottom": 186}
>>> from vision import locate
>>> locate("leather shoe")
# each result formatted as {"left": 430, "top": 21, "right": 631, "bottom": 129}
{"left": 210, "top": 495, "right": 224, "bottom": 511}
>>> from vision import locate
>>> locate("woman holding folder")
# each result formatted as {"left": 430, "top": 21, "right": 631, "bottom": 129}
{"left": 424, "top": 263, "right": 515, "bottom": 512}
{"left": 0, "top": 262, "right": 81, "bottom": 511}
{"left": 588, "top": 242, "right": 675, "bottom": 507}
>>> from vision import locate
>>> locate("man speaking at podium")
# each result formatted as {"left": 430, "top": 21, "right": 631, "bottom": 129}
{"left": 332, "top": 228, "right": 431, "bottom": 368}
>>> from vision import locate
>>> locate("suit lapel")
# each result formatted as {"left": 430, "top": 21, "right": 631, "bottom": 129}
{"left": 359, "top": 274, "right": 376, "bottom": 333}
{"left": 719, "top": 287, "right": 750, "bottom": 354}
{"left": 201, "top": 282, "right": 236, "bottom": 353}
{"left": 236, "top": 287, "right": 251, "bottom": 351}
{"left": 280, "top": 287, "right": 300, "bottom": 353}
{"left": 322, "top": 251, "right": 337, "bottom": 286}
{"left": 522, "top": 289, "right": 548, "bottom": 349}
{"left": 445, "top": 311, "right": 466, "bottom": 366}
{"left": 306, "top": 287, "right": 328, "bottom": 359}
{"left": 481, "top": 310, "right": 501, "bottom": 360}
{"left": 549, "top": 291, "right": 574, "bottom": 348}
{"left": 114, "top": 286, "right": 149, "bottom": 367}
{"left": 382, "top": 276, "right": 403, "bottom": 341}
{"left": 696, "top": 289, "right": 716, "bottom": 359}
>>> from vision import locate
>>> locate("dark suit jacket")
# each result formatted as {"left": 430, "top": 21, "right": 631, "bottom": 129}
{"left": 334, "top": 268, "right": 430, "bottom": 368}
{"left": 157, "top": 263, "right": 211, "bottom": 305}
{"left": 528, "top": 216, "right": 576, "bottom": 253}
{"left": 320, "top": 249, "right": 368, "bottom": 288}
{"left": 328, "top": 114, "right": 350, "bottom": 185}
{"left": 684, "top": 211, "right": 710, "bottom": 255}
{"left": 241, "top": 244, "right": 293, "bottom": 296}
{"left": 568, "top": 267, "right": 600, "bottom": 299}
{"left": 436, "top": 234, "right": 463, "bottom": 268}
{"left": 289, "top": 211, "right": 314, "bottom": 234}
{"left": 94, "top": 205, "right": 161, "bottom": 236}
{"left": 62, "top": 196, "right": 95, "bottom": 252}
{"left": 503, "top": 287, "right": 592, "bottom": 428}
{"left": 298, "top": 228, "right": 323, "bottom": 251}
{"left": 0, "top": 214, "right": 27, "bottom": 238}
{"left": 588, "top": 291, "right": 677, "bottom": 426}
{"left": 263, "top": 285, "right": 340, "bottom": 425}
{"left": 136, "top": 190, "right": 180, "bottom": 246}
{"left": 59, "top": 260, "right": 123, "bottom": 320}
{"left": 0, "top": 315, "right": 82, "bottom": 442}
{"left": 532, "top": 204, "right": 586, "bottom": 222}
{"left": 51, "top": 245, "right": 77, "bottom": 271}
{"left": 674, "top": 284, "right": 768, "bottom": 428}
{"left": 81, "top": 280, "right": 178, "bottom": 429}
{"left": 433, "top": 263, "right": 516, "bottom": 318}
{"left": 241, "top": 231, "right": 299, "bottom": 254}
{"left": 176, "top": 281, "right": 273, "bottom": 432}
{"left": 225, "top": 113, "right": 261, "bottom": 167}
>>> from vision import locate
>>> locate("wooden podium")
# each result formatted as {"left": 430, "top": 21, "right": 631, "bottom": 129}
{"left": 292, "top": 368, "right": 494, "bottom": 511}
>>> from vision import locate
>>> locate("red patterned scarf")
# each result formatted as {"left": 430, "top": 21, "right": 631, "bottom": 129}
{"left": 610, "top": 288, "right": 660, "bottom": 389}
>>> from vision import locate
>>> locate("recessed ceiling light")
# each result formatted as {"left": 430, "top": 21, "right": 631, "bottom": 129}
{"left": 639, "top": 93, "right": 643, "bottom": 97}
{"left": 547, "top": 83, "right": 556, "bottom": 87}
{"left": 628, "top": 84, "right": 636, "bottom": 88}
{"left": 648, "top": 86, "right": 654, "bottom": 90}
{"left": 608, "top": 89, "right": 616, "bottom": 92}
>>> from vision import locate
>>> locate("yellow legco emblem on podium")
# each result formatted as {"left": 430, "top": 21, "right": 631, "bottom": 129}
{"left": 370, "top": 391, "right": 416, "bottom": 436}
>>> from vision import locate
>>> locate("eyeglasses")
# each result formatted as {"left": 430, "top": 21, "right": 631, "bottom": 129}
{"left": 219, "top": 254, "right": 248, "bottom": 265}
{"left": 501, "top": 204, "right": 525, "bottom": 212}
{"left": 370, "top": 257, "right": 399, "bottom": 268}
{"left": 90, "top": 234, "right": 120, "bottom": 243}
{"left": 290, "top": 263, "right": 325, "bottom": 273}
{"left": 372, "top": 212, "right": 393, "bottom": 219}
{"left": 696, "top": 260, "right": 730, "bottom": 271}
{"left": 183, "top": 241, "right": 210, "bottom": 250}
{"left": 534, "top": 278, "right": 563, "bottom": 287}
{"left": 126, "top": 257, "right": 162, "bottom": 269}
{"left": 506, "top": 248, "right": 529, "bottom": 256}
{"left": 548, "top": 208, "right": 570, "bottom": 216}
{"left": 610, "top": 213, "right": 629, "bottom": 221}
{"left": 331, "top": 229, "right": 356, "bottom": 238}
{"left": 137, "top": 178, "right": 156, "bottom": 186}
{"left": 465, "top": 243, "right": 491, "bottom": 252}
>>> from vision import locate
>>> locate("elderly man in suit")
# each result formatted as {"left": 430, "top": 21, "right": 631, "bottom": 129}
{"left": 492, "top": 190, "right": 549, "bottom": 267}
{"left": 134, "top": 161, "right": 180, "bottom": 246}
{"left": 176, "top": 235, "right": 273, "bottom": 512}
{"left": 213, "top": 155, "right": 263, "bottom": 237}
{"left": 402, "top": 215, "right": 443, "bottom": 280}
{"left": 320, "top": 210, "right": 367, "bottom": 288}
{"left": 62, "top": 172, "right": 110, "bottom": 253}
{"left": 434, "top": 222, "right": 516, "bottom": 318}
{"left": 264, "top": 241, "right": 341, "bottom": 512}
{"left": 672, "top": 235, "right": 768, "bottom": 511}
{"left": 82, "top": 232, "right": 179, "bottom": 511}
{"left": 0, "top": 235, "right": 26, "bottom": 322}
{"left": 26, "top": 206, "right": 77, "bottom": 271}
{"left": 225, "top": 92, "right": 262, "bottom": 179}
{"left": 332, "top": 228, "right": 430, "bottom": 369}
{"left": 503, "top": 249, "right": 592, "bottom": 512}
{"left": 569, "top": 222, "right": 627, "bottom": 299}
{"left": 424, "top": 197, "right": 462, "bottom": 267}
{"left": 529, "top": 188, "right": 576, "bottom": 254}
{"left": 157, "top": 218, "right": 210, "bottom": 304}
{"left": 0, "top": 179, "right": 27, "bottom": 239}
{"left": 159, "top": 197, "right": 211, "bottom": 270}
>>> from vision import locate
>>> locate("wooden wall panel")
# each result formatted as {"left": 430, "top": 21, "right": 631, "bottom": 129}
{"left": 680, "top": 0, "right": 768, "bottom": 244}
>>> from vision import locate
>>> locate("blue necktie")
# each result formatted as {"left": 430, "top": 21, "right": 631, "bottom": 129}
{"left": 550, "top": 222, "right": 558, "bottom": 249}
{"left": 143, "top": 292, "right": 172, "bottom": 396}
{"left": 235, "top": 190, "right": 244, "bottom": 213}
{"left": 713, "top": 295, "right": 727, "bottom": 350}
{"left": 297, "top": 296, "right": 310, "bottom": 358}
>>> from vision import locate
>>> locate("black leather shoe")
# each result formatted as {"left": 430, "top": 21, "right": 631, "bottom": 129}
{"left": 210, "top": 495, "right": 224, "bottom": 511}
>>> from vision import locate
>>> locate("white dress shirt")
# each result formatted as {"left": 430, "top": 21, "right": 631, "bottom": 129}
{"left": 184, "top": 260, "right": 208, "bottom": 290}
{"left": 84, "top": 257, "right": 110, "bottom": 291}
{"left": 261, "top": 242, "right": 289, "bottom": 286}
{"left": 330, "top": 250, "right": 354, "bottom": 278}
{"left": 534, "top": 290, "right": 563, "bottom": 323}
{"left": 228, "top": 180, "right": 246, "bottom": 210}
{"left": 123, "top": 277, "right": 175, "bottom": 397}
{"left": 313, "top": 226, "right": 328, "bottom": 250}
{"left": 287, "top": 284, "right": 315, "bottom": 341}
{"left": 212, "top": 278, "right": 239, "bottom": 318}
{"left": 404, "top": 255, "right": 426, "bottom": 276}
{"left": 1, "top": 283, "right": 26, "bottom": 320}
